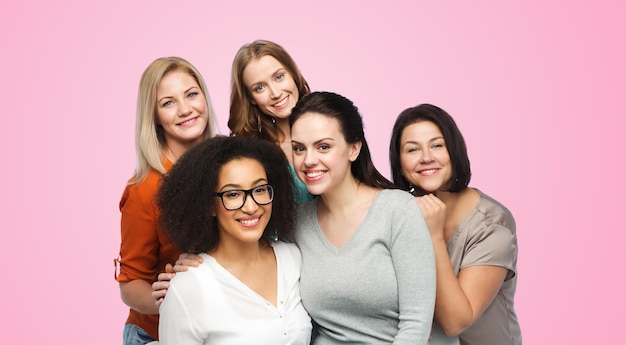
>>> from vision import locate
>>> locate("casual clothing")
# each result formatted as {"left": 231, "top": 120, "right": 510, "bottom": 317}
{"left": 159, "top": 241, "right": 312, "bottom": 345}
{"left": 448, "top": 190, "right": 522, "bottom": 345}
{"left": 289, "top": 164, "right": 314, "bottom": 204}
{"left": 123, "top": 323, "right": 155, "bottom": 345}
{"left": 116, "top": 159, "right": 180, "bottom": 341}
{"left": 294, "top": 189, "right": 436, "bottom": 345}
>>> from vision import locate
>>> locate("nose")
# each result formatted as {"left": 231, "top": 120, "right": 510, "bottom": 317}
{"left": 303, "top": 149, "right": 318, "bottom": 167}
{"left": 420, "top": 149, "right": 435, "bottom": 163}
{"left": 268, "top": 83, "right": 281, "bottom": 99}
{"left": 178, "top": 99, "right": 192, "bottom": 116}
{"left": 240, "top": 192, "right": 259, "bottom": 214}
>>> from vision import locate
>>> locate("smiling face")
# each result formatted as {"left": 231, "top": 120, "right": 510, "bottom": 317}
{"left": 399, "top": 120, "right": 452, "bottom": 193}
{"left": 242, "top": 55, "right": 299, "bottom": 120}
{"left": 156, "top": 70, "right": 208, "bottom": 152}
{"left": 212, "top": 158, "right": 272, "bottom": 245}
{"left": 291, "top": 112, "right": 361, "bottom": 196}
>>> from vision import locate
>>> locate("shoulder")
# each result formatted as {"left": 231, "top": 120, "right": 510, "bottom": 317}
{"left": 375, "top": 189, "right": 420, "bottom": 213}
{"left": 272, "top": 241, "right": 303, "bottom": 271}
{"left": 473, "top": 189, "right": 516, "bottom": 234}
{"left": 121, "top": 169, "right": 163, "bottom": 203}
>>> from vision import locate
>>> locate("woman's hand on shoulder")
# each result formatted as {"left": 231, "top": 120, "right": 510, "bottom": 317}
{"left": 416, "top": 194, "right": 446, "bottom": 241}
{"left": 151, "top": 253, "right": 204, "bottom": 307}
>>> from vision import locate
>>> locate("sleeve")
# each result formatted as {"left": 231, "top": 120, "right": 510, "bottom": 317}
{"left": 462, "top": 223, "right": 518, "bottom": 280}
{"left": 158, "top": 275, "right": 203, "bottom": 345}
{"left": 116, "top": 181, "right": 161, "bottom": 282}
{"left": 390, "top": 194, "right": 436, "bottom": 345}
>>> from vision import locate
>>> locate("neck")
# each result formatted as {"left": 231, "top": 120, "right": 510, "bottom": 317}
{"left": 320, "top": 175, "right": 374, "bottom": 214}
{"left": 210, "top": 238, "right": 268, "bottom": 265}
{"left": 163, "top": 139, "right": 198, "bottom": 163}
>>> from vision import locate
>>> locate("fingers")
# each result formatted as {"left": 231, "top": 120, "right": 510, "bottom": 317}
{"left": 174, "top": 253, "right": 203, "bottom": 271}
{"left": 151, "top": 280, "right": 170, "bottom": 306}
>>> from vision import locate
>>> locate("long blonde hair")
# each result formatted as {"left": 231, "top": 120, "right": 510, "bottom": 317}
{"left": 228, "top": 40, "right": 310, "bottom": 144}
{"left": 130, "top": 57, "right": 217, "bottom": 184}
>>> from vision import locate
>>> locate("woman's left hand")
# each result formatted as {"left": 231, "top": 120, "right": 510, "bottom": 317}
{"left": 416, "top": 194, "right": 446, "bottom": 241}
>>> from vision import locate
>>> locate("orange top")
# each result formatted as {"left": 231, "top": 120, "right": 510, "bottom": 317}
{"left": 116, "top": 159, "right": 180, "bottom": 340}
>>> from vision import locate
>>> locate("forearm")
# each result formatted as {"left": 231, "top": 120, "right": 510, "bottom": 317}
{"left": 431, "top": 239, "right": 474, "bottom": 336}
{"left": 120, "top": 279, "right": 161, "bottom": 315}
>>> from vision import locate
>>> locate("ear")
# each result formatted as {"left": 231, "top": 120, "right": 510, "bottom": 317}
{"left": 348, "top": 140, "right": 362, "bottom": 162}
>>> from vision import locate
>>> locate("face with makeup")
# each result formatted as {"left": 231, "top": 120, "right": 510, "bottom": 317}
{"left": 399, "top": 120, "right": 453, "bottom": 193}
{"left": 291, "top": 112, "right": 361, "bottom": 196}
{"left": 155, "top": 70, "right": 209, "bottom": 150}
{"left": 212, "top": 158, "right": 273, "bottom": 245}
{"left": 242, "top": 55, "right": 300, "bottom": 120}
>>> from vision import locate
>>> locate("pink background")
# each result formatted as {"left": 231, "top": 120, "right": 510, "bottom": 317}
{"left": 1, "top": 0, "right": 624, "bottom": 343}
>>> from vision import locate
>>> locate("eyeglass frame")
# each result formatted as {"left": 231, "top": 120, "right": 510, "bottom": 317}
{"left": 212, "top": 184, "right": 274, "bottom": 211}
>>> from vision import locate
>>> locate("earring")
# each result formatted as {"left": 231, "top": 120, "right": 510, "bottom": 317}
{"left": 272, "top": 117, "right": 276, "bottom": 125}
{"left": 270, "top": 228, "right": 278, "bottom": 242}
{"left": 408, "top": 184, "right": 416, "bottom": 196}
{"left": 257, "top": 114, "right": 262, "bottom": 133}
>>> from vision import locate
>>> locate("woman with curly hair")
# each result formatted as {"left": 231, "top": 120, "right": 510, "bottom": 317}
{"left": 156, "top": 135, "right": 312, "bottom": 344}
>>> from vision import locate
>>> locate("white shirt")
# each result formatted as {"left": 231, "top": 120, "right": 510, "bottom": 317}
{"left": 159, "top": 241, "right": 312, "bottom": 345}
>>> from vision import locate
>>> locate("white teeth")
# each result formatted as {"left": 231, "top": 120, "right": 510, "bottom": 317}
{"left": 420, "top": 169, "right": 437, "bottom": 175}
{"left": 180, "top": 117, "right": 196, "bottom": 126}
{"left": 274, "top": 97, "right": 287, "bottom": 107}
{"left": 306, "top": 171, "right": 325, "bottom": 178}
{"left": 239, "top": 218, "right": 259, "bottom": 226}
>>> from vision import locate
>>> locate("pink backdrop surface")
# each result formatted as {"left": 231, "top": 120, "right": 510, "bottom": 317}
{"left": 1, "top": 0, "right": 624, "bottom": 343}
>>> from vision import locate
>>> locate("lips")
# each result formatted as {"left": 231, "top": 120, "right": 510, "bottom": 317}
{"left": 417, "top": 168, "right": 439, "bottom": 176}
{"left": 238, "top": 215, "right": 261, "bottom": 227}
{"left": 177, "top": 116, "right": 198, "bottom": 127}
{"left": 272, "top": 96, "right": 289, "bottom": 108}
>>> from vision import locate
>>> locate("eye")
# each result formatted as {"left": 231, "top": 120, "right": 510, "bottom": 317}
{"left": 292, "top": 145, "right": 304, "bottom": 153}
{"left": 224, "top": 190, "right": 242, "bottom": 199}
{"left": 253, "top": 85, "right": 265, "bottom": 93}
{"left": 187, "top": 92, "right": 198, "bottom": 98}
{"left": 318, "top": 144, "right": 330, "bottom": 151}
{"left": 432, "top": 142, "right": 445, "bottom": 149}
{"left": 161, "top": 100, "right": 173, "bottom": 107}
{"left": 253, "top": 186, "right": 268, "bottom": 195}
{"left": 275, "top": 73, "right": 284, "bottom": 81}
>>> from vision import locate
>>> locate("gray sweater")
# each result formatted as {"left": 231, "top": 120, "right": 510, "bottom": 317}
{"left": 294, "top": 189, "right": 436, "bottom": 344}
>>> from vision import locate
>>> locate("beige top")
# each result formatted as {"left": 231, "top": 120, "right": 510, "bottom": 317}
{"left": 447, "top": 189, "right": 522, "bottom": 345}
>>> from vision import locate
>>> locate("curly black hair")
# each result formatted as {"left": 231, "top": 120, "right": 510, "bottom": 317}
{"left": 157, "top": 135, "right": 295, "bottom": 253}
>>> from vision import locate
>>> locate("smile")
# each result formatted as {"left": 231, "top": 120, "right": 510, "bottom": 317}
{"left": 238, "top": 216, "right": 261, "bottom": 227}
{"left": 178, "top": 116, "right": 198, "bottom": 126}
{"left": 273, "top": 96, "right": 288, "bottom": 108}
{"left": 305, "top": 170, "right": 326, "bottom": 178}
{"left": 418, "top": 168, "right": 439, "bottom": 176}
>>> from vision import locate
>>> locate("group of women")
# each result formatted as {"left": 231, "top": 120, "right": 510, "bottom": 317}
{"left": 115, "top": 40, "right": 522, "bottom": 345}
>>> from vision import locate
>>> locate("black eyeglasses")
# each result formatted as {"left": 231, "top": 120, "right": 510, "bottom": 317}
{"left": 213, "top": 184, "right": 274, "bottom": 210}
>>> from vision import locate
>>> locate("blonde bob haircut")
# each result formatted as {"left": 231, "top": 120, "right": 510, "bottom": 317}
{"left": 130, "top": 56, "right": 217, "bottom": 184}
{"left": 228, "top": 40, "right": 310, "bottom": 144}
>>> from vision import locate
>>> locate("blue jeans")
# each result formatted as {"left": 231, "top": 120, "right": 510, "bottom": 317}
{"left": 123, "top": 323, "right": 156, "bottom": 345}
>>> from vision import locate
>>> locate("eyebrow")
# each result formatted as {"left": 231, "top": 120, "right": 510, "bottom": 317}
{"left": 218, "top": 178, "right": 268, "bottom": 192}
{"left": 157, "top": 86, "right": 200, "bottom": 104}
{"left": 291, "top": 138, "right": 335, "bottom": 146}
{"left": 402, "top": 136, "right": 444, "bottom": 146}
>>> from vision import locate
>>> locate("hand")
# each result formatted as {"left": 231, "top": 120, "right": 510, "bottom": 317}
{"left": 152, "top": 263, "right": 174, "bottom": 307}
{"left": 416, "top": 194, "right": 446, "bottom": 241}
{"left": 151, "top": 253, "right": 204, "bottom": 307}
{"left": 173, "top": 252, "right": 203, "bottom": 272}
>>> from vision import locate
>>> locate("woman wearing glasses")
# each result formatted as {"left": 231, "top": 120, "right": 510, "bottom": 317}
{"left": 155, "top": 135, "right": 312, "bottom": 344}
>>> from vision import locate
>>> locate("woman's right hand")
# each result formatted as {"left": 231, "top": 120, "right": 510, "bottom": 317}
{"left": 151, "top": 253, "right": 204, "bottom": 306}
{"left": 416, "top": 194, "right": 446, "bottom": 242}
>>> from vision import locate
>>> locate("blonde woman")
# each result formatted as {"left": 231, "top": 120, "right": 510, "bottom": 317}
{"left": 115, "top": 56, "right": 217, "bottom": 345}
